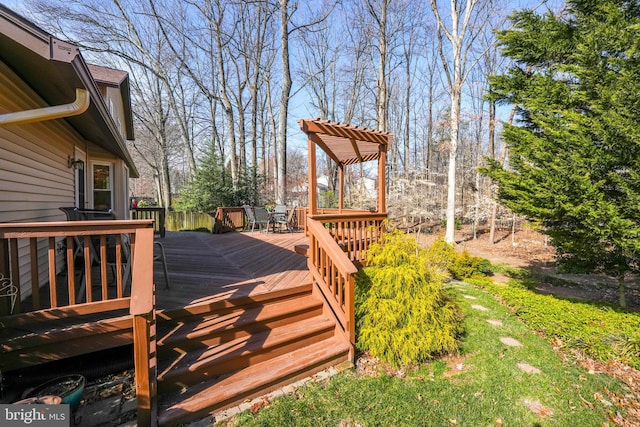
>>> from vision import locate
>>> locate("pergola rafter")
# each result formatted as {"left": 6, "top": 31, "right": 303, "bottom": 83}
{"left": 299, "top": 118, "right": 393, "bottom": 214}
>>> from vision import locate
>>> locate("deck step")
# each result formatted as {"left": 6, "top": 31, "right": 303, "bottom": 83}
{"left": 157, "top": 335, "right": 351, "bottom": 426}
{"left": 156, "top": 283, "right": 313, "bottom": 322}
{"left": 157, "top": 294, "right": 324, "bottom": 352}
{"left": 0, "top": 314, "right": 133, "bottom": 372}
{"left": 294, "top": 244, "right": 309, "bottom": 256}
{"left": 157, "top": 315, "right": 337, "bottom": 393}
{"left": 155, "top": 281, "right": 353, "bottom": 426}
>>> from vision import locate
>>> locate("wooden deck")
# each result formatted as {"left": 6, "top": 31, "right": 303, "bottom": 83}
{"left": 154, "top": 230, "right": 310, "bottom": 311}
{"left": 2, "top": 221, "right": 377, "bottom": 425}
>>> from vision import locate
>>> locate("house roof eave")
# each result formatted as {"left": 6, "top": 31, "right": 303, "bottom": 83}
{"left": 0, "top": 5, "right": 139, "bottom": 177}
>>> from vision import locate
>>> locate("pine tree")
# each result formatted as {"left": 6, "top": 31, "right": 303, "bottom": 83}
{"left": 483, "top": 1, "right": 640, "bottom": 307}
{"left": 175, "top": 143, "right": 263, "bottom": 212}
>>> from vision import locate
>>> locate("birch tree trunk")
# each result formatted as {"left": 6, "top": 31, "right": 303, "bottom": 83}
{"left": 430, "top": 0, "right": 485, "bottom": 244}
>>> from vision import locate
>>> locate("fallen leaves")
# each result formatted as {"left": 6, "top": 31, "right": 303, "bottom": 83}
{"left": 522, "top": 398, "right": 554, "bottom": 417}
{"left": 250, "top": 398, "right": 270, "bottom": 414}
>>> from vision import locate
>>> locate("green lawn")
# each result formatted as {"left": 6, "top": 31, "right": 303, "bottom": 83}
{"left": 232, "top": 282, "right": 633, "bottom": 426}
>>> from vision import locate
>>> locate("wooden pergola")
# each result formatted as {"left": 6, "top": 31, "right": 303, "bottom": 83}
{"left": 298, "top": 118, "right": 394, "bottom": 215}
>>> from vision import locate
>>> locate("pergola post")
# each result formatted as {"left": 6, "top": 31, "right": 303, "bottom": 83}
{"left": 378, "top": 145, "right": 387, "bottom": 213}
{"left": 308, "top": 136, "right": 317, "bottom": 215}
{"left": 338, "top": 164, "right": 344, "bottom": 213}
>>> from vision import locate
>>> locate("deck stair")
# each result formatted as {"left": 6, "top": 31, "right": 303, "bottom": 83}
{"left": 156, "top": 283, "right": 352, "bottom": 426}
{"left": 0, "top": 306, "right": 133, "bottom": 374}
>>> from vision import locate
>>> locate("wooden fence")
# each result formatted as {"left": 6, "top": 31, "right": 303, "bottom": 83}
{"left": 164, "top": 211, "right": 214, "bottom": 232}
{"left": 146, "top": 207, "right": 309, "bottom": 234}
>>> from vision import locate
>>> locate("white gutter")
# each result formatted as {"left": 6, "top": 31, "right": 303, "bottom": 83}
{"left": 0, "top": 88, "right": 89, "bottom": 127}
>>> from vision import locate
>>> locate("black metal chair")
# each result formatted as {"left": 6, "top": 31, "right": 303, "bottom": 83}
{"left": 60, "top": 208, "right": 130, "bottom": 301}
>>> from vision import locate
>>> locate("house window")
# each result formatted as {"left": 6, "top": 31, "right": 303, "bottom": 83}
{"left": 92, "top": 163, "right": 113, "bottom": 210}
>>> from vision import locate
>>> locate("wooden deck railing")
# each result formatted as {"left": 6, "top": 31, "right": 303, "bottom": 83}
{"left": 306, "top": 217, "right": 358, "bottom": 347}
{"left": 0, "top": 220, "right": 157, "bottom": 425}
{"left": 131, "top": 207, "right": 166, "bottom": 237}
{"left": 212, "top": 206, "right": 246, "bottom": 233}
{"left": 310, "top": 212, "right": 387, "bottom": 265}
{"left": 213, "top": 206, "right": 309, "bottom": 233}
{"left": 305, "top": 212, "right": 387, "bottom": 352}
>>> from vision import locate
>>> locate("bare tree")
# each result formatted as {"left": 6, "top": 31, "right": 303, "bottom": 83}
{"left": 365, "top": 0, "right": 391, "bottom": 132}
{"left": 28, "top": 0, "right": 199, "bottom": 203}
{"left": 430, "top": 0, "right": 492, "bottom": 243}
{"left": 276, "top": 0, "right": 292, "bottom": 204}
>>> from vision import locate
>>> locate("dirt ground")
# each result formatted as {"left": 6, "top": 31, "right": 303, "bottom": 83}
{"left": 414, "top": 224, "right": 640, "bottom": 312}
{"left": 415, "top": 224, "right": 556, "bottom": 268}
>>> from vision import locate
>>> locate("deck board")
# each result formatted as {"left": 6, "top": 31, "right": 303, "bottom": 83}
{"left": 154, "top": 230, "right": 310, "bottom": 311}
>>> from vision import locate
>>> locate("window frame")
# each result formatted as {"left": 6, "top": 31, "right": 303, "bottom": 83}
{"left": 90, "top": 161, "right": 114, "bottom": 210}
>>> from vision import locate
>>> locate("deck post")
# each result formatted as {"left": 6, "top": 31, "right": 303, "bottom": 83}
{"left": 130, "top": 226, "right": 157, "bottom": 426}
{"left": 338, "top": 164, "right": 344, "bottom": 213}
{"left": 133, "top": 309, "right": 157, "bottom": 427}
{"left": 378, "top": 144, "right": 387, "bottom": 213}
{"left": 308, "top": 136, "right": 317, "bottom": 216}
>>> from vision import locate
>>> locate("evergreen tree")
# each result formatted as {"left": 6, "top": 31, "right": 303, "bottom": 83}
{"left": 175, "top": 143, "right": 263, "bottom": 212}
{"left": 483, "top": 0, "right": 640, "bottom": 307}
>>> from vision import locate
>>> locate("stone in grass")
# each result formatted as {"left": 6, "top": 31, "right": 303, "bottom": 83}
{"left": 517, "top": 363, "right": 542, "bottom": 374}
{"left": 500, "top": 337, "right": 522, "bottom": 347}
{"left": 463, "top": 295, "right": 477, "bottom": 300}
{"left": 486, "top": 319, "right": 503, "bottom": 327}
{"left": 471, "top": 304, "right": 489, "bottom": 312}
{"left": 523, "top": 398, "right": 553, "bottom": 417}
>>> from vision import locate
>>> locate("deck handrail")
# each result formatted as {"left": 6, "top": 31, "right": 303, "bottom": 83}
{"left": 0, "top": 220, "right": 155, "bottom": 312}
{"left": 306, "top": 217, "right": 358, "bottom": 347}
{"left": 131, "top": 207, "right": 166, "bottom": 238}
{"left": 212, "top": 206, "right": 246, "bottom": 233}
{"left": 0, "top": 219, "right": 157, "bottom": 425}
{"left": 309, "top": 212, "right": 387, "bottom": 265}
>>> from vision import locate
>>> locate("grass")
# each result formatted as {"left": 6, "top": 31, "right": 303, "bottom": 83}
{"left": 470, "top": 266, "right": 640, "bottom": 371}
{"left": 232, "top": 281, "right": 633, "bottom": 426}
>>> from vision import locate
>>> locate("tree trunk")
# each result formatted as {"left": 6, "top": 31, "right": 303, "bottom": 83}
{"left": 488, "top": 198, "right": 498, "bottom": 244}
{"left": 618, "top": 275, "right": 627, "bottom": 308}
{"left": 277, "top": 0, "right": 291, "bottom": 204}
{"left": 431, "top": 0, "right": 480, "bottom": 244}
{"left": 376, "top": 0, "right": 389, "bottom": 132}
{"left": 404, "top": 45, "right": 411, "bottom": 176}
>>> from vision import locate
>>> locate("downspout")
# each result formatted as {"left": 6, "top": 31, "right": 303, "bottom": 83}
{"left": 0, "top": 88, "right": 89, "bottom": 127}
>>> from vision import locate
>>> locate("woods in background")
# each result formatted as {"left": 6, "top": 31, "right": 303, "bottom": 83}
{"left": 22, "top": 0, "right": 516, "bottom": 222}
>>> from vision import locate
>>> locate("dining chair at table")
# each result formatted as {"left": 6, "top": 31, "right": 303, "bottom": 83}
{"left": 79, "top": 209, "right": 171, "bottom": 289}
{"left": 243, "top": 205, "right": 271, "bottom": 234}
{"left": 271, "top": 204, "right": 292, "bottom": 233}
{"left": 60, "top": 207, "right": 170, "bottom": 298}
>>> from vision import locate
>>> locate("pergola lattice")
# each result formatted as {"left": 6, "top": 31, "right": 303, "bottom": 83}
{"left": 298, "top": 118, "right": 393, "bottom": 214}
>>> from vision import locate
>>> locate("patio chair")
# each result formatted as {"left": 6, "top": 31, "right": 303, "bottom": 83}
{"left": 271, "top": 204, "right": 292, "bottom": 233}
{"left": 60, "top": 208, "right": 131, "bottom": 301}
{"left": 243, "top": 205, "right": 271, "bottom": 234}
{"left": 80, "top": 209, "right": 170, "bottom": 289}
